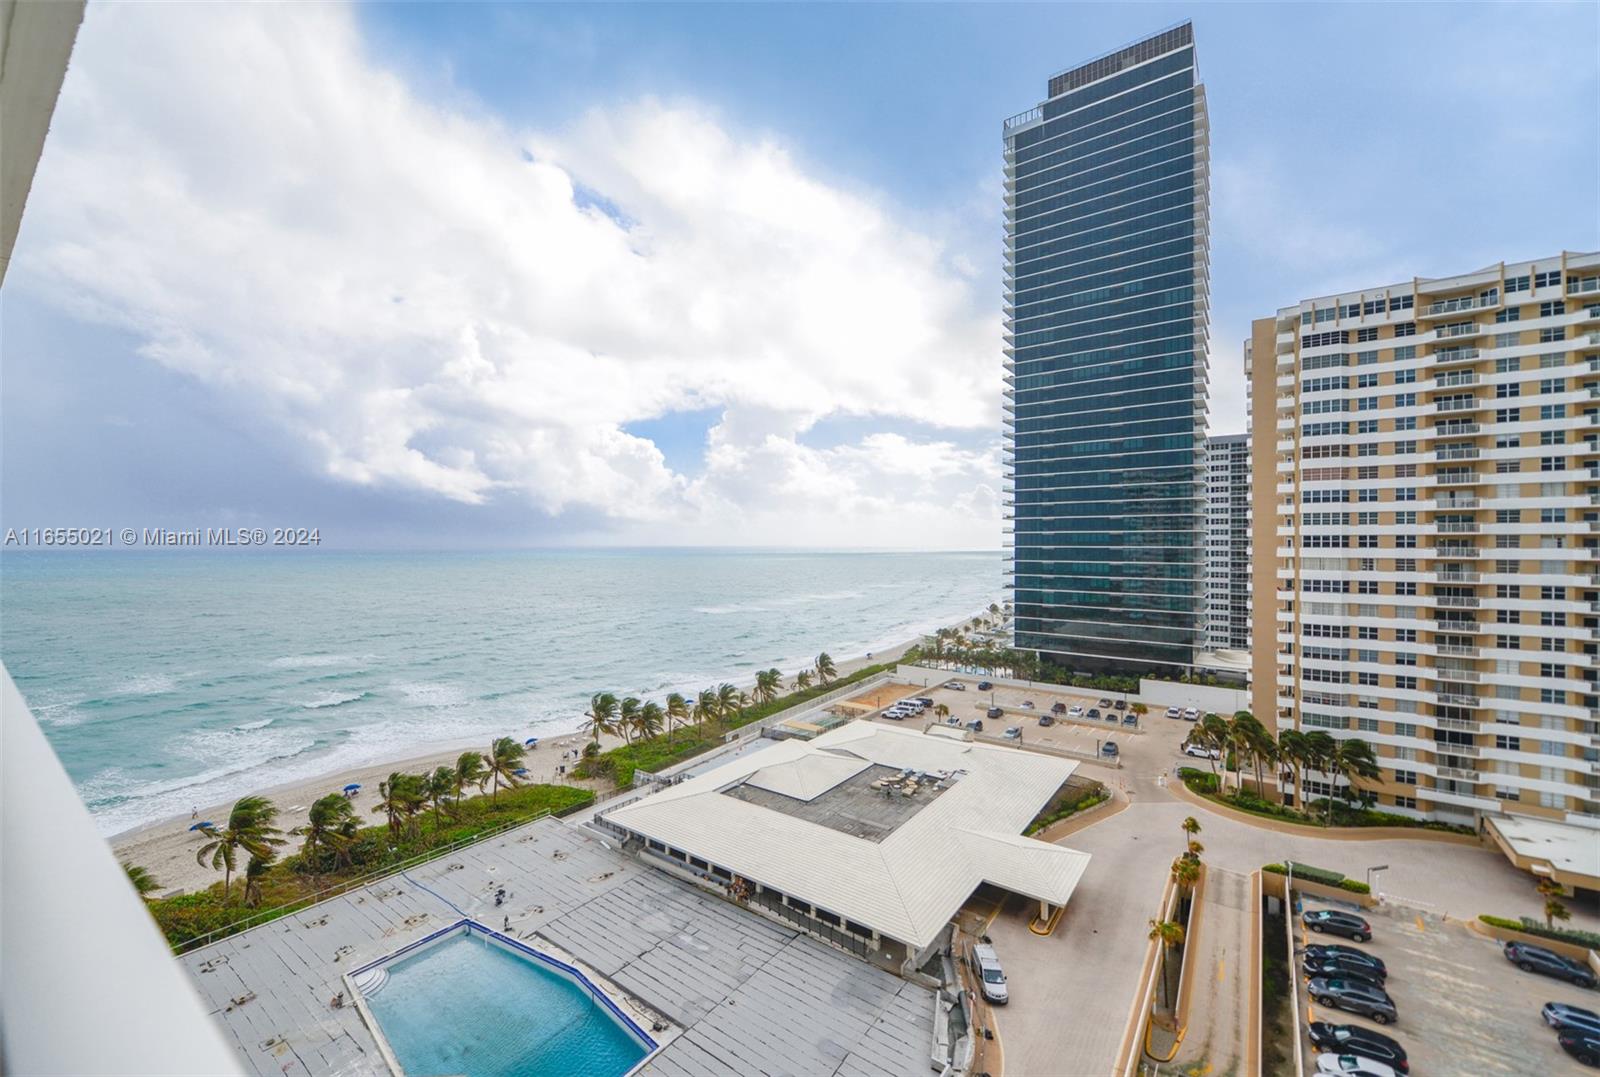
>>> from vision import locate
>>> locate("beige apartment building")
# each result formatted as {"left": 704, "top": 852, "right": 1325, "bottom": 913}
{"left": 1251, "top": 251, "right": 1600, "bottom": 889}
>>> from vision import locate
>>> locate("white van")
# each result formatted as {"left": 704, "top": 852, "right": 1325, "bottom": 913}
{"left": 971, "top": 943, "right": 1008, "bottom": 1004}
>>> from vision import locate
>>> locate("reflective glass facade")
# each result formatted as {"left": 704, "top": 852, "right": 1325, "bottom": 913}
{"left": 1002, "top": 23, "right": 1209, "bottom": 674}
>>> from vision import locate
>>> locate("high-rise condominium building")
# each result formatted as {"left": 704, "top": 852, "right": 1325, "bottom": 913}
{"left": 1251, "top": 252, "right": 1600, "bottom": 869}
{"left": 1202, "top": 433, "right": 1250, "bottom": 652}
{"left": 1002, "top": 22, "right": 1210, "bottom": 676}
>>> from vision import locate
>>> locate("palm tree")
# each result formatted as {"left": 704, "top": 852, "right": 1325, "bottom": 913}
{"left": 1538, "top": 878, "right": 1571, "bottom": 930}
{"left": 1277, "top": 729, "right": 1309, "bottom": 810}
{"left": 1181, "top": 815, "right": 1202, "bottom": 852}
{"left": 793, "top": 669, "right": 814, "bottom": 692}
{"left": 1171, "top": 855, "right": 1201, "bottom": 895}
{"left": 583, "top": 692, "right": 620, "bottom": 747}
{"left": 755, "top": 669, "right": 781, "bottom": 705}
{"left": 487, "top": 736, "right": 526, "bottom": 801}
{"left": 372, "top": 773, "right": 409, "bottom": 840}
{"left": 195, "top": 795, "right": 284, "bottom": 905}
{"left": 454, "top": 751, "right": 487, "bottom": 801}
{"left": 713, "top": 682, "right": 739, "bottom": 722}
{"left": 618, "top": 696, "right": 643, "bottom": 744}
{"left": 814, "top": 652, "right": 837, "bottom": 685}
{"left": 737, "top": 690, "right": 753, "bottom": 714}
{"left": 1232, "top": 711, "right": 1276, "bottom": 794}
{"left": 665, "top": 692, "right": 690, "bottom": 742}
{"left": 123, "top": 862, "right": 161, "bottom": 898}
{"left": 1325, "top": 737, "right": 1381, "bottom": 823}
{"left": 1302, "top": 730, "right": 1337, "bottom": 809}
{"left": 427, "top": 767, "right": 456, "bottom": 827}
{"left": 1148, "top": 919, "right": 1186, "bottom": 1007}
{"left": 934, "top": 703, "right": 950, "bottom": 722}
{"left": 638, "top": 700, "right": 665, "bottom": 741}
{"left": 294, "top": 793, "right": 358, "bottom": 875}
{"left": 1195, "top": 713, "right": 1231, "bottom": 784}
{"left": 693, "top": 688, "right": 719, "bottom": 726}
{"left": 242, "top": 853, "right": 273, "bottom": 908}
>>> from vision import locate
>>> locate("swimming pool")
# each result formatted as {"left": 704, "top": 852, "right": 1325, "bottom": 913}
{"left": 354, "top": 922, "right": 655, "bottom": 1077}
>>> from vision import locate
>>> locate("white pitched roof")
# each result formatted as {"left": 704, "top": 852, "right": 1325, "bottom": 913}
{"left": 742, "top": 753, "right": 872, "bottom": 801}
{"left": 604, "top": 723, "right": 1092, "bottom": 947}
{"left": 1488, "top": 814, "right": 1600, "bottom": 880}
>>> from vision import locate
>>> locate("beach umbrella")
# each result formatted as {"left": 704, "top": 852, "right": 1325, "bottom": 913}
{"left": 189, "top": 821, "right": 213, "bottom": 831}
{"left": 513, "top": 767, "right": 529, "bottom": 776}
{"left": 524, "top": 737, "right": 539, "bottom": 747}
{"left": 343, "top": 783, "right": 361, "bottom": 792}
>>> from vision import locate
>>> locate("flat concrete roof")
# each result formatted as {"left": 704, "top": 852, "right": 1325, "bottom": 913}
{"left": 1487, "top": 814, "right": 1600, "bottom": 885}
{"left": 180, "top": 816, "right": 934, "bottom": 1077}
{"left": 604, "top": 722, "right": 1093, "bottom": 948}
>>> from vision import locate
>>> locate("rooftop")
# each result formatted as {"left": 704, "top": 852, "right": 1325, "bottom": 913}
{"left": 180, "top": 815, "right": 935, "bottom": 1077}
{"left": 1486, "top": 814, "right": 1600, "bottom": 884}
{"left": 604, "top": 722, "right": 1092, "bottom": 948}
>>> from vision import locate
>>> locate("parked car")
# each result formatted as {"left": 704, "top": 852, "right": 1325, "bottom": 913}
{"left": 986, "top": 706, "right": 1005, "bottom": 719}
{"left": 1100, "top": 741, "right": 1119, "bottom": 758}
{"left": 1019, "top": 700, "right": 1034, "bottom": 710}
{"left": 1303, "top": 910, "right": 1373, "bottom": 942}
{"left": 1314, "top": 1054, "right": 1395, "bottom": 1077}
{"left": 1104, "top": 710, "right": 1119, "bottom": 723}
{"left": 1307, "top": 1024, "right": 1407, "bottom": 1074}
{"left": 1184, "top": 744, "right": 1221, "bottom": 760}
{"left": 1504, "top": 941, "right": 1599, "bottom": 987}
{"left": 1086, "top": 707, "right": 1102, "bottom": 720}
{"left": 1544, "top": 1002, "right": 1600, "bottom": 1035}
{"left": 1098, "top": 698, "right": 1113, "bottom": 708}
{"left": 965, "top": 718, "right": 984, "bottom": 733}
{"left": 1165, "top": 706, "right": 1182, "bottom": 719}
{"left": 945, "top": 681, "right": 966, "bottom": 691}
{"left": 1559, "top": 1030, "right": 1600, "bottom": 1067}
{"left": 914, "top": 697, "right": 935, "bottom": 707}
{"left": 1121, "top": 713, "right": 1138, "bottom": 727}
{"left": 881, "top": 709, "right": 906, "bottom": 721}
{"left": 1068, "top": 705, "right": 1085, "bottom": 717}
{"left": 1305, "top": 955, "right": 1386, "bottom": 986}
{"left": 1114, "top": 699, "right": 1127, "bottom": 710}
{"left": 1305, "top": 945, "right": 1386, "bottom": 976}
{"left": 1307, "top": 978, "right": 1396, "bottom": 1024}
{"left": 1183, "top": 707, "right": 1200, "bottom": 721}
{"left": 1038, "top": 714, "right": 1054, "bottom": 727}
{"left": 1002, "top": 726, "right": 1022, "bottom": 741}
{"left": 977, "top": 681, "right": 994, "bottom": 691}
{"left": 970, "top": 943, "right": 1008, "bottom": 1004}
{"left": 1050, "top": 701, "right": 1067, "bottom": 715}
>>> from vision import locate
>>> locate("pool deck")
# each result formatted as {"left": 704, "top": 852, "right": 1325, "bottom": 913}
{"left": 180, "top": 815, "right": 934, "bottom": 1077}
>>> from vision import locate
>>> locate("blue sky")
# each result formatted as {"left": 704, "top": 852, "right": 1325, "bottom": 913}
{"left": 3, "top": 2, "right": 1595, "bottom": 549}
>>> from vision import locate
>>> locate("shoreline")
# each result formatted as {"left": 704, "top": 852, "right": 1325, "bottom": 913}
{"left": 109, "top": 607, "right": 997, "bottom": 893}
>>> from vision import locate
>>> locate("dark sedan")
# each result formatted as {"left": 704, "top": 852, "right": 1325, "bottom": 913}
{"left": 1304, "top": 955, "right": 1386, "bottom": 986}
{"left": 1304, "top": 944, "right": 1386, "bottom": 976}
{"left": 1559, "top": 1029, "right": 1600, "bottom": 1067}
{"left": 1504, "top": 941, "right": 1598, "bottom": 988}
{"left": 1307, "top": 1023, "right": 1407, "bottom": 1074}
{"left": 1303, "top": 909, "right": 1372, "bottom": 942}
{"left": 1308, "top": 977, "right": 1397, "bottom": 1024}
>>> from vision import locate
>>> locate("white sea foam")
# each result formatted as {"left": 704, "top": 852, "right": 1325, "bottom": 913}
{"left": 113, "top": 673, "right": 177, "bottom": 696}
{"left": 301, "top": 691, "right": 368, "bottom": 710}
{"left": 269, "top": 654, "right": 361, "bottom": 669}
{"left": 234, "top": 717, "right": 276, "bottom": 730}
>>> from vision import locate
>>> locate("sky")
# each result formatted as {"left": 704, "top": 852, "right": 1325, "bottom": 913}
{"left": 2, "top": 2, "right": 1595, "bottom": 550}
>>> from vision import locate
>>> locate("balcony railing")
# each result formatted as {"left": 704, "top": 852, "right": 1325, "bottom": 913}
{"left": 1433, "top": 347, "right": 1480, "bottom": 365}
{"left": 1426, "top": 293, "right": 1497, "bottom": 316}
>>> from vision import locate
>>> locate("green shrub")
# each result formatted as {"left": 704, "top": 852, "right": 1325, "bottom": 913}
{"left": 1025, "top": 783, "right": 1108, "bottom": 835}
{"left": 1261, "top": 862, "right": 1370, "bottom": 894}
{"left": 1479, "top": 914, "right": 1600, "bottom": 950}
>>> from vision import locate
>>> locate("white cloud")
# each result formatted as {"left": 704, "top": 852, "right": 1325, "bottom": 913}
{"left": 15, "top": 4, "right": 1002, "bottom": 547}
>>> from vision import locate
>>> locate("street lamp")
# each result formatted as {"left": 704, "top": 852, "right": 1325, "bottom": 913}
{"left": 1367, "top": 864, "right": 1388, "bottom": 892}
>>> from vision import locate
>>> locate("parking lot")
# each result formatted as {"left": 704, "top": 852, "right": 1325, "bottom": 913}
{"left": 1294, "top": 895, "right": 1590, "bottom": 1075}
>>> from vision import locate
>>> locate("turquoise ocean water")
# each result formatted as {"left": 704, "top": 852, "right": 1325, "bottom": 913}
{"left": 0, "top": 549, "right": 999, "bottom": 834}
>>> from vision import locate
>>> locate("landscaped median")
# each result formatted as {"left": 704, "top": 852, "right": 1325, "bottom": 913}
{"left": 1173, "top": 767, "right": 1479, "bottom": 842}
{"left": 1472, "top": 915, "right": 1600, "bottom": 963}
{"left": 1260, "top": 861, "right": 1376, "bottom": 908}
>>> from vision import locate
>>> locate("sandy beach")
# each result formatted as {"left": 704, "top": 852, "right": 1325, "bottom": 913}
{"left": 108, "top": 616, "right": 977, "bottom": 895}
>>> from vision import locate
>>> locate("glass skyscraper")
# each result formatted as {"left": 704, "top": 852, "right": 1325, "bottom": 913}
{"left": 1002, "top": 22, "right": 1210, "bottom": 675}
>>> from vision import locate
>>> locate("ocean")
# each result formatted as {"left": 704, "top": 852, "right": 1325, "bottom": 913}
{"left": 0, "top": 548, "right": 1000, "bottom": 835}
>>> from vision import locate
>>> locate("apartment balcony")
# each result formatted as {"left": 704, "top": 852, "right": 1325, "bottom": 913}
{"left": 1436, "top": 765, "right": 1481, "bottom": 782}
{"left": 1436, "top": 372, "right": 1480, "bottom": 388}
{"left": 1433, "top": 666, "right": 1481, "bottom": 683}
{"left": 1435, "top": 470, "right": 1481, "bottom": 486}
{"left": 1435, "top": 497, "right": 1479, "bottom": 511}
{"left": 1425, "top": 293, "right": 1499, "bottom": 317}
{"left": 1436, "top": 715, "right": 1479, "bottom": 732}
{"left": 1434, "top": 595, "right": 1481, "bottom": 608}
{"left": 1433, "top": 545, "right": 1481, "bottom": 559}
{"left": 1436, "top": 446, "right": 1480, "bottom": 461}
{"left": 1433, "top": 347, "right": 1481, "bottom": 366}
{"left": 1435, "top": 690, "right": 1480, "bottom": 706}
{"left": 1435, "top": 521, "right": 1480, "bottom": 534}
{"left": 1436, "top": 322, "right": 1486, "bottom": 340}
{"left": 1436, "top": 643, "right": 1479, "bottom": 657}
{"left": 1435, "top": 397, "right": 1483, "bottom": 413}
{"left": 1434, "top": 569, "right": 1480, "bottom": 583}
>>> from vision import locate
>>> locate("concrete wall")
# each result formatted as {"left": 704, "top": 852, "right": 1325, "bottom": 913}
{"left": 1138, "top": 678, "right": 1251, "bottom": 715}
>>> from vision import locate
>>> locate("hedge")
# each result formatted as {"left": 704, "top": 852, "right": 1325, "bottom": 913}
{"left": 1177, "top": 768, "right": 1473, "bottom": 836}
{"left": 1025, "top": 783, "right": 1108, "bottom": 835}
{"left": 1480, "top": 915, "right": 1600, "bottom": 950}
{"left": 576, "top": 660, "right": 902, "bottom": 788}
{"left": 1263, "top": 862, "right": 1371, "bottom": 895}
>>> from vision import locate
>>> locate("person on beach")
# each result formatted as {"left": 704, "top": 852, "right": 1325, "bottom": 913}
{"left": 191, "top": 805, "right": 198, "bottom": 819}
